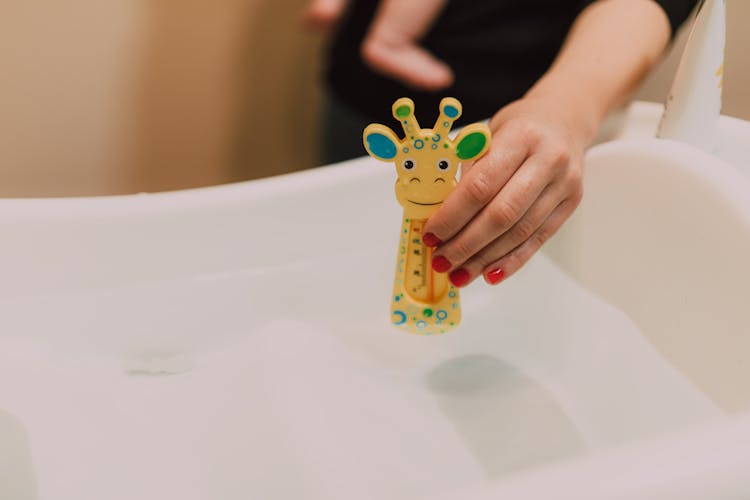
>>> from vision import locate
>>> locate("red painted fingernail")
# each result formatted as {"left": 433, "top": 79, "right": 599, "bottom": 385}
{"left": 432, "top": 255, "right": 452, "bottom": 273}
{"left": 423, "top": 232, "right": 442, "bottom": 247}
{"left": 449, "top": 268, "right": 470, "bottom": 287}
{"left": 486, "top": 268, "right": 505, "bottom": 285}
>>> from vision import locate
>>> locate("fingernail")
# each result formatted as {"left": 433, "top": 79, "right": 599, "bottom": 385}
{"left": 486, "top": 268, "right": 505, "bottom": 285}
{"left": 423, "top": 232, "right": 442, "bottom": 247}
{"left": 449, "top": 268, "right": 470, "bottom": 287}
{"left": 432, "top": 255, "right": 452, "bottom": 273}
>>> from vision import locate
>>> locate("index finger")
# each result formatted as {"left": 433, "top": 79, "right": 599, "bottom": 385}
{"left": 423, "top": 127, "right": 530, "bottom": 244}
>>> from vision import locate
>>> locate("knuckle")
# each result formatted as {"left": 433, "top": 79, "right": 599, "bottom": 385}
{"left": 547, "top": 142, "right": 571, "bottom": 165}
{"left": 473, "top": 253, "right": 490, "bottom": 271}
{"left": 487, "top": 199, "right": 520, "bottom": 228}
{"left": 562, "top": 169, "right": 584, "bottom": 205}
{"left": 562, "top": 163, "right": 583, "bottom": 185}
{"left": 512, "top": 120, "right": 540, "bottom": 144}
{"left": 475, "top": 247, "right": 500, "bottom": 271}
{"left": 448, "top": 238, "right": 474, "bottom": 263}
{"left": 569, "top": 183, "right": 584, "bottom": 207}
{"left": 512, "top": 217, "right": 537, "bottom": 242}
{"left": 429, "top": 215, "right": 454, "bottom": 241}
{"left": 503, "top": 230, "right": 548, "bottom": 276}
{"left": 502, "top": 251, "right": 523, "bottom": 276}
{"left": 530, "top": 228, "right": 550, "bottom": 249}
{"left": 533, "top": 218, "right": 564, "bottom": 250}
{"left": 465, "top": 170, "right": 495, "bottom": 205}
{"left": 484, "top": 145, "right": 505, "bottom": 168}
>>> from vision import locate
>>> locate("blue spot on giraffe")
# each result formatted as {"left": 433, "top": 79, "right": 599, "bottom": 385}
{"left": 366, "top": 133, "right": 397, "bottom": 159}
{"left": 444, "top": 105, "right": 459, "bottom": 118}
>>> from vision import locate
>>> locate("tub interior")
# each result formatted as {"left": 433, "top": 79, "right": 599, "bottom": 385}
{"left": 0, "top": 214, "right": 720, "bottom": 499}
{"left": 0, "top": 102, "right": 748, "bottom": 500}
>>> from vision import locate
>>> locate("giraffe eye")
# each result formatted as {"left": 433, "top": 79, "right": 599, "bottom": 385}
{"left": 437, "top": 159, "right": 450, "bottom": 171}
{"left": 402, "top": 159, "right": 415, "bottom": 170}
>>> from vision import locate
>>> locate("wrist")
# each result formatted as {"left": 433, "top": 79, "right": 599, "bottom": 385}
{"left": 525, "top": 73, "right": 609, "bottom": 150}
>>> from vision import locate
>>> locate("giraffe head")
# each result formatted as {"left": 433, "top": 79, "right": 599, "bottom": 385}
{"left": 363, "top": 97, "right": 491, "bottom": 218}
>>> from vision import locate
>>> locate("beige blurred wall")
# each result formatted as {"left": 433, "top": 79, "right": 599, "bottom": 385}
{"left": 0, "top": 0, "right": 747, "bottom": 197}
{"left": 132, "top": 0, "right": 325, "bottom": 192}
{"left": 0, "top": 1, "right": 139, "bottom": 196}
{"left": 0, "top": 0, "right": 323, "bottom": 197}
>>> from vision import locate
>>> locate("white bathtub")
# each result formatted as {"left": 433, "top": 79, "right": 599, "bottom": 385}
{"left": 0, "top": 102, "right": 749, "bottom": 500}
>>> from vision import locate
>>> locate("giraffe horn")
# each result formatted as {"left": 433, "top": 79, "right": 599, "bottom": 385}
{"left": 392, "top": 98, "right": 421, "bottom": 138}
{"left": 434, "top": 97, "right": 462, "bottom": 136}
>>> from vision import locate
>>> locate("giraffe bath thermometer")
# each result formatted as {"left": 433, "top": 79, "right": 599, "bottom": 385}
{"left": 363, "top": 97, "right": 491, "bottom": 334}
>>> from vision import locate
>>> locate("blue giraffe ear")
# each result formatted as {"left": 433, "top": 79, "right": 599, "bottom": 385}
{"left": 454, "top": 124, "right": 491, "bottom": 161}
{"left": 363, "top": 124, "right": 400, "bottom": 161}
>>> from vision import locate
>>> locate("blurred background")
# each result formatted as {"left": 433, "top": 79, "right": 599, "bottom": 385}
{"left": 0, "top": 0, "right": 748, "bottom": 197}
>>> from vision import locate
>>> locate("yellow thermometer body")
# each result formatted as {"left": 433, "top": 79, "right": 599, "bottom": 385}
{"left": 363, "top": 97, "right": 491, "bottom": 334}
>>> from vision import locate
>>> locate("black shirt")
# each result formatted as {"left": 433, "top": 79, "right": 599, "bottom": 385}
{"left": 326, "top": 0, "right": 698, "bottom": 125}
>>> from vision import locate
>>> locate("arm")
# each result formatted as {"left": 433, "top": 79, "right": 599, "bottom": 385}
{"left": 423, "top": 0, "right": 674, "bottom": 287}
{"left": 529, "top": 0, "right": 672, "bottom": 148}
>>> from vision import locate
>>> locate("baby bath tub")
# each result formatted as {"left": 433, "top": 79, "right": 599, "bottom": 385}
{"left": 0, "top": 99, "right": 749, "bottom": 500}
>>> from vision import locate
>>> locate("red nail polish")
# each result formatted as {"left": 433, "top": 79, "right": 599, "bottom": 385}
{"left": 432, "top": 255, "right": 452, "bottom": 273}
{"left": 449, "top": 268, "right": 470, "bottom": 287}
{"left": 423, "top": 232, "right": 442, "bottom": 247}
{"left": 486, "top": 268, "right": 505, "bottom": 285}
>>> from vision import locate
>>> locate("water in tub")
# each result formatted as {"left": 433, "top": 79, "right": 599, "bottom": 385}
{"left": 0, "top": 243, "right": 719, "bottom": 499}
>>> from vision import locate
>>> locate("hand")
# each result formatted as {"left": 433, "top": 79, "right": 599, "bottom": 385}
{"left": 423, "top": 94, "right": 588, "bottom": 287}
{"left": 360, "top": 0, "right": 453, "bottom": 91}
{"left": 360, "top": 26, "right": 454, "bottom": 91}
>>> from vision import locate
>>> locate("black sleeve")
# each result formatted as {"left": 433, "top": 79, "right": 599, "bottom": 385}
{"left": 578, "top": 0, "right": 701, "bottom": 37}
{"left": 654, "top": 0, "right": 701, "bottom": 35}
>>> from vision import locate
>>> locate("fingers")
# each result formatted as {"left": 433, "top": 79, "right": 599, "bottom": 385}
{"left": 361, "top": 38, "right": 454, "bottom": 91}
{"left": 430, "top": 153, "right": 553, "bottom": 271}
{"left": 479, "top": 197, "right": 580, "bottom": 284}
{"left": 446, "top": 193, "right": 581, "bottom": 288}
{"left": 423, "top": 126, "right": 530, "bottom": 244}
{"left": 424, "top": 103, "right": 585, "bottom": 288}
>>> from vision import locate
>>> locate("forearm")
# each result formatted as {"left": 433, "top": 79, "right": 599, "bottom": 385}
{"left": 526, "top": 0, "right": 672, "bottom": 148}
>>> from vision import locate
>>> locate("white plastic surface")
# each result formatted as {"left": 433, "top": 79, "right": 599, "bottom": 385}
{"left": 548, "top": 102, "right": 750, "bottom": 411}
{"left": 658, "top": 0, "right": 726, "bottom": 151}
{"left": 0, "top": 102, "right": 749, "bottom": 499}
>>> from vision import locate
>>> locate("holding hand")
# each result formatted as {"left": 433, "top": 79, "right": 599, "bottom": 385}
{"left": 423, "top": 93, "right": 587, "bottom": 287}
{"left": 308, "top": 0, "right": 673, "bottom": 285}
{"left": 422, "top": 0, "right": 672, "bottom": 287}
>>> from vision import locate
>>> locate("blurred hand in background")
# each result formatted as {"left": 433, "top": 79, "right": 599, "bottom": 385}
{"left": 303, "top": 0, "right": 453, "bottom": 91}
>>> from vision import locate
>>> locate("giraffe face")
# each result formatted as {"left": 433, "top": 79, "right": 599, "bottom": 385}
{"left": 363, "top": 97, "right": 491, "bottom": 219}
{"left": 392, "top": 130, "right": 460, "bottom": 218}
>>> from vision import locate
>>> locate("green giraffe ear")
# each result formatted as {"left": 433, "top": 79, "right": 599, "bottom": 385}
{"left": 454, "top": 123, "right": 491, "bottom": 161}
{"left": 363, "top": 124, "right": 400, "bottom": 161}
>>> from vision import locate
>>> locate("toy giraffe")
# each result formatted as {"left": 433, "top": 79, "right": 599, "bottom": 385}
{"left": 363, "top": 97, "right": 491, "bottom": 334}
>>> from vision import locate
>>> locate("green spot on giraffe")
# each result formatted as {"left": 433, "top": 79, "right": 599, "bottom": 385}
{"left": 456, "top": 132, "right": 488, "bottom": 160}
{"left": 395, "top": 105, "right": 411, "bottom": 118}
